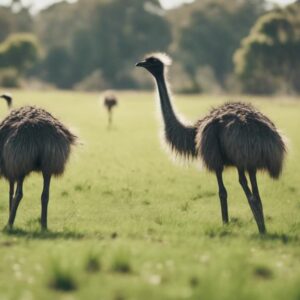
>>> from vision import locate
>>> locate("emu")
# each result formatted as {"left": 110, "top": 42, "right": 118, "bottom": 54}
{"left": 136, "top": 53, "right": 286, "bottom": 234}
{"left": 103, "top": 91, "right": 118, "bottom": 128}
{"left": 0, "top": 95, "right": 77, "bottom": 230}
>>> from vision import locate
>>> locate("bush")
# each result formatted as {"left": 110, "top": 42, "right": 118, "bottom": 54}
{"left": 111, "top": 250, "right": 132, "bottom": 274}
{"left": 0, "top": 68, "right": 20, "bottom": 87}
{"left": 0, "top": 33, "right": 41, "bottom": 74}
{"left": 234, "top": 3, "right": 300, "bottom": 94}
{"left": 48, "top": 258, "right": 77, "bottom": 292}
{"left": 85, "top": 251, "right": 101, "bottom": 273}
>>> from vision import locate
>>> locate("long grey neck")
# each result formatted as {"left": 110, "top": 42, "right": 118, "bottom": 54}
{"left": 154, "top": 72, "right": 197, "bottom": 159}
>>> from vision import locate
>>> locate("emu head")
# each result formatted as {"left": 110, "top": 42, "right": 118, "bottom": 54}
{"left": 0, "top": 94, "right": 13, "bottom": 109}
{"left": 136, "top": 52, "right": 172, "bottom": 77}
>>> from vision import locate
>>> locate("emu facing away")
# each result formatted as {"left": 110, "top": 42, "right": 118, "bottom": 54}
{"left": 0, "top": 96, "right": 77, "bottom": 230}
{"left": 136, "top": 53, "right": 286, "bottom": 234}
{"left": 103, "top": 91, "right": 118, "bottom": 128}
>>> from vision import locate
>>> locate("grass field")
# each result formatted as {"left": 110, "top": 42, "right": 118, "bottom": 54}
{"left": 0, "top": 90, "right": 300, "bottom": 300}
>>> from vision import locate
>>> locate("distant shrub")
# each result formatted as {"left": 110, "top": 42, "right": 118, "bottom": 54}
{"left": 189, "top": 276, "right": 200, "bottom": 288}
{"left": 48, "top": 259, "right": 77, "bottom": 292}
{"left": 0, "top": 68, "right": 20, "bottom": 87}
{"left": 85, "top": 251, "right": 101, "bottom": 273}
{"left": 253, "top": 265, "right": 273, "bottom": 279}
{"left": 111, "top": 250, "right": 132, "bottom": 274}
{"left": 234, "top": 3, "right": 300, "bottom": 94}
{"left": 0, "top": 33, "right": 41, "bottom": 74}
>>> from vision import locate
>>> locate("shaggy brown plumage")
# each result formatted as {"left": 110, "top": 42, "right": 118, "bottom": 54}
{"left": 104, "top": 97, "right": 117, "bottom": 111}
{"left": 0, "top": 104, "right": 77, "bottom": 230}
{"left": 0, "top": 106, "right": 76, "bottom": 180}
{"left": 196, "top": 102, "right": 286, "bottom": 179}
{"left": 136, "top": 53, "right": 287, "bottom": 234}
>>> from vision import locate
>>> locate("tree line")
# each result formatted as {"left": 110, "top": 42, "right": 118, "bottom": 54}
{"left": 0, "top": 0, "right": 299, "bottom": 94}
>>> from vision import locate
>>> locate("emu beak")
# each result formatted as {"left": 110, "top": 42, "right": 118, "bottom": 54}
{"left": 136, "top": 60, "right": 146, "bottom": 68}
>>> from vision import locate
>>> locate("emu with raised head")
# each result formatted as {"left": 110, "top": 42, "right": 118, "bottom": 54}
{"left": 136, "top": 53, "right": 286, "bottom": 234}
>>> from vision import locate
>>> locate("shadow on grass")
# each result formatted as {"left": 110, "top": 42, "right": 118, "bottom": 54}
{"left": 204, "top": 218, "right": 247, "bottom": 239}
{"left": 204, "top": 226, "right": 238, "bottom": 239}
{"left": 2, "top": 228, "right": 85, "bottom": 240}
{"left": 251, "top": 232, "right": 300, "bottom": 245}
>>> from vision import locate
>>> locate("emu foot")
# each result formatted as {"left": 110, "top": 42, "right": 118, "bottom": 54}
{"left": 258, "top": 225, "right": 267, "bottom": 235}
{"left": 40, "top": 223, "right": 48, "bottom": 232}
{"left": 3, "top": 224, "right": 13, "bottom": 232}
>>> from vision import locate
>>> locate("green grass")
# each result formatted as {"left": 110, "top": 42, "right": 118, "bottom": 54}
{"left": 48, "top": 257, "right": 78, "bottom": 292}
{"left": 0, "top": 90, "right": 299, "bottom": 299}
{"left": 111, "top": 249, "right": 132, "bottom": 274}
{"left": 85, "top": 250, "right": 102, "bottom": 273}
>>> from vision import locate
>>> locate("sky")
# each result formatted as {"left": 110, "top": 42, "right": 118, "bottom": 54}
{"left": 0, "top": 0, "right": 297, "bottom": 12}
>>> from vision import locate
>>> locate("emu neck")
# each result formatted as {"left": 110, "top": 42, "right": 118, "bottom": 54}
{"left": 155, "top": 73, "right": 178, "bottom": 125}
{"left": 154, "top": 72, "right": 197, "bottom": 158}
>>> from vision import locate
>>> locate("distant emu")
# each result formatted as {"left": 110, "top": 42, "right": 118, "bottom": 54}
{"left": 136, "top": 53, "right": 286, "bottom": 234}
{"left": 0, "top": 95, "right": 77, "bottom": 230}
{"left": 103, "top": 91, "right": 118, "bottom": 128}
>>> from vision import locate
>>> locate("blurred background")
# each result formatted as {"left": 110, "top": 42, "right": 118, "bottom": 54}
{"left": 0, "top": 0, "right": 299, "bottom": 95}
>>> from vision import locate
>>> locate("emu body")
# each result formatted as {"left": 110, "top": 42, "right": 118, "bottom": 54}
{"left": 103, "top": 92, "right": 118, "bottom": 128}
{"left": 0, "top": 100, "right": 77, "bottom": 230}
{"left": 196, "top": 102, "right": 285, "bottom": 179}
{"left": 136, "top": 53, "right": 286, "bottom": 234}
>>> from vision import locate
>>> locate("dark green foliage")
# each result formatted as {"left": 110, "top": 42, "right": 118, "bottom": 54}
{"left": 0, "top": 33, "right": 41, "bottom": 74}
{"left": 85, "top": 252, "right": 102, "bottom": 273}
{"left": 48, "top": 259, "right": 78, "bottom": 292}
{"left": 0, "top": 7, "right": 32, "bottom": 43}
{"left": 253, "top": 265, "right": 274, "bottom": 279}
{"left": 0, "top": 68, "right": 20, "bottom": 87}
{"left": 177, "top": 0, "right": 263, "bottom": 91}
{"left": 0, "top": 8, "right": 14, "bottom": 43}
{"left": 1, "top": 0, "right": 298, "bottom": 93}
{"left": 34, "top": 0, "right": 171, "bottom": 89}
{"left": 42, "top": 46, "right": 74, "bottom": 89}
{"left": 234, "top": 2, "right": 300, "bottom": 94}
{"left": 90, "top": 0, "right": 171, "bottom": 88}
{"left": 111, "top": 250, "right": 132, "bottom": 274}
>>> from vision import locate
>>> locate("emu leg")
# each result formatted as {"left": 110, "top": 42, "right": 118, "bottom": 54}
{"left": 109, "top": 111, "right": 112, "bottom": 126}
{"left": 8, "top": 178, "right": 24, "bottom": 228}
{"left": 238, "top": 169, "right": 266, "bottom": 234}
{"left": 9, "top": 181, "right": 15, "bottom": 213}
{"left": 248, "top": 170, "right": 263, "bottom": 211}
{"left": 108, "top": 110, "right": 113, "bottom": 129}
{"left": 41, "top": 173, "right": 51, "bottom": 230}
{"left": 248, "top": 169, "right": 266, "bottom": 229}
{"left": 216, "top": 169, "right": 229, "bottom": 224}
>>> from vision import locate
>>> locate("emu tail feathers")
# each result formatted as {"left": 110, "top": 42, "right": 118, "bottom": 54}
{"left": 58, "top": 124, "right": 78, "bottom": 146}
{"left": 266, "top": 131, "right": 287, "bottom": 179}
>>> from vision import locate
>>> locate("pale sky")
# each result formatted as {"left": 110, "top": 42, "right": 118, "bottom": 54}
{"left": 0, "top": 0, "right": 296, "bottom": 12}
